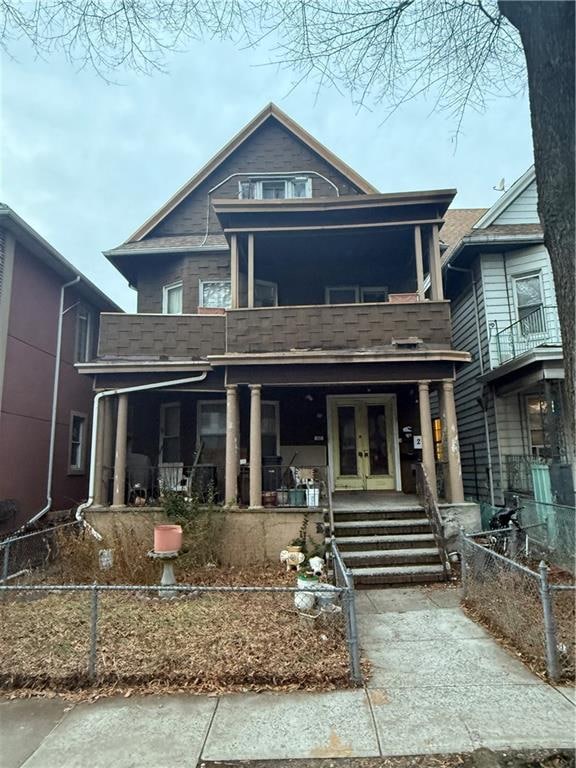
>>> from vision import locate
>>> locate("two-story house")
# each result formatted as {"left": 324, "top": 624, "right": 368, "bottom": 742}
{"left": 443, "top": 167, "right": 573, "bottom": 507}
{"left": 0, "top": 205, "right": 120, "bottom": 534}
{"left": 79, "top": 104, "right": 473, "bottom": 583}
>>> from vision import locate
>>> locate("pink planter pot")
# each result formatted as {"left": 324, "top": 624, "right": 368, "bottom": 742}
{"left": 154, "top": 524, "right": 182, "bottom": 553}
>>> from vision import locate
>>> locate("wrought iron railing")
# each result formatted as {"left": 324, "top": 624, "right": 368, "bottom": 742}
{"left": 259, "top": 465, "right": 329, "bottom": 508}
{"left": 415, "top": 463, "right": 451, "bottom": 578}
{"left": 492, "top": 305, "right": 561, "bottom": 366}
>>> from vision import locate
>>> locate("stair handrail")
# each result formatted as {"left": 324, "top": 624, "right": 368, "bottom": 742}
{"left": 415, "top": 463, "right": 451, "bottom": 578}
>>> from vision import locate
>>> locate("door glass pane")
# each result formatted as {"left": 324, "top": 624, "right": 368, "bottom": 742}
{"left": 337, "top": 406, "right": 358, "bottom": 476}
{"left": 367, "top": 404, "right": 389, "bottom": 476}
{"left": 199, "top": 402, "right": 226, "bottom": 466}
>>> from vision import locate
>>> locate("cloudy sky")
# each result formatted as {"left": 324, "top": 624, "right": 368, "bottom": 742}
{"left": 1, "top": 36, "right": 534, "bottom": 311}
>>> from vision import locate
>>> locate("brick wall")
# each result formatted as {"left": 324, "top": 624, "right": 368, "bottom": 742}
{"left": 149, "top": 120, "right": 362, "bottom": 239}
{"left": 226, "top": 302, "right": 452, "bottom": 354}
{"left": 98, "top": 313, "right": 225, "bottom": 359}
{"left": 137, "top": 252, "right": 230, "bottom": 313}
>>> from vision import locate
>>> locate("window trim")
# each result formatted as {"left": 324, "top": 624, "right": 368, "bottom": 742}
{"left": 74, "top": 304, "right": 93, "bottom": 363}
{"left": 238, "top": 176, "right": 312, "bottom": 200}
{"left": 512, "top": 271, "right": 544, "bottom": 325}
{"left": 162, "top": 281, "right": 183, "bottom": 315}
{"left": 198, "top": 279, "right": 232, "bottom": 309}
{"left": 68, "top": 411, "right": 88, "bottom": 475}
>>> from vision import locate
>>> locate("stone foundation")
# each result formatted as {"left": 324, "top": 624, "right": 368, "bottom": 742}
{"left": 438, "top": 502, "right": 481, "bottom": 553}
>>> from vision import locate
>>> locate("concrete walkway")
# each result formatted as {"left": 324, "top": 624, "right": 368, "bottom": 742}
{"left": 1, "top": 587, "right": 574, "bottom": 767}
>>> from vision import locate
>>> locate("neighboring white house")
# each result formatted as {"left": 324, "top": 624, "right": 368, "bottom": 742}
{"left": 442, "top": 167, "right": 572, "bottom": 506}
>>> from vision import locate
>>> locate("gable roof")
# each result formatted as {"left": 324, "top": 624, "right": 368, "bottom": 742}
{"left": 127, "top": 103, "right": 379, "bottom": 242}
{"left": 440, "top": 208, "right": 487, "bottom": 262}
{"left": 0, "top": 204, "right": 121, "bottom": 312}
{"left": 473, "top": 166, "right": 536, "bottom": 229}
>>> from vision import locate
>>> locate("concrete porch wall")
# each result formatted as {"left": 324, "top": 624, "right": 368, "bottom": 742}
{"left": 438, "top": 502, "right": 481, "bottom": 552}
{"left": 85, "top": 508, "right": 324, "bottom": 567}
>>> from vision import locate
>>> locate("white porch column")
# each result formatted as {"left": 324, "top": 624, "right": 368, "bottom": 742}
{"left": 93, "top": 398, "right": 106, "bottom": 506}
{"left": 112, "top": 393, "right": 128, "bottom": 508}
{"left": 249, "top": 384, "right": 262, "bottom": 508}
{"left": 414, "top": 225, "right": 425, "bottom": 301}
{"left": 418, "top": 381, "right": 437, "bottom": 497}
{"left": 441, "top": 380, "right": 464, "bottom": 503}
{"left": 102, "top": 396, "right": 114, "bottom": 504}
{"left": 230, "top": 233, "right": 239, "bottom": 309}
{"left": 428, "top": 224, "right": 444, "bottom": 301}
{"left": 247, "top": 233, "right": 255, "bottom": 309}
{"left": 225, "top": 384, "right": 239, "bottom": 505}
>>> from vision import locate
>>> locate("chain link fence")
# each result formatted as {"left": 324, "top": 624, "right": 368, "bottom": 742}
{"left": 461, "top": 533, "right": 575, "bottom": 682}
{"left": 0, "top": 522, "right": 80, "bottom": 583}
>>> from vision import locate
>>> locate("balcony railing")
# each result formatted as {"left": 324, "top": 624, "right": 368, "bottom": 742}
{"left": 492, "top": 305, "right": 561, "bottom": 366}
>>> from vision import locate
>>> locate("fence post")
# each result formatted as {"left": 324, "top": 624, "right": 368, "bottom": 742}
{"left": 460, "top": 531, "right": 468, "bottom": 600}
{"left": 344, "top": 568, "right": 362, "bottom": 685}
{"left": 2, "top": 542, "right": 10, "bottom": 582}
{"left": 88, "top": 584, "right": 99, "bottom": 682}
{"left": 538, "top": 561, "right": 560, "bottom": 682}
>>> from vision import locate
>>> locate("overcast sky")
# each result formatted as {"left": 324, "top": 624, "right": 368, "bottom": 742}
{"left": 1, "top": 37, "right": 534, "bottom": 311}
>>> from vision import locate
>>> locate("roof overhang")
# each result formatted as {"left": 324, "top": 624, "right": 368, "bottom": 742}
{"left": 76, "top": 360, "right": 212, "bottom": 376}
{"left": 207, "top": 348, "right": 471, "bottom": 367}
{"left": 444, "top": 231, "right": 545, "bottom": 271}
{"left": 479, "top": 347, "right": 564, "bottom": 391}
{"left": 212, "top": 189, "right": 456, "bottom": 234}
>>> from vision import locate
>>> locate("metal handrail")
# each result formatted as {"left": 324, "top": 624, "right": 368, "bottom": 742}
{"left": 492, "top": 305, "right": 561, "bottom": 364}
{"left": 415, "top": 463, "right": 451, "bottom": 578}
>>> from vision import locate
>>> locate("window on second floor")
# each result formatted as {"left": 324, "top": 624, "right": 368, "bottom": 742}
{"left": 199, "top": 279, "right": 232, "bottom": 309}
{"left": 75, "top": 304, "right": 93, "bottom": 362}
{"left": 162, "top": 281, "right": 183, "bottom": 315}
{"left": 239, "top": 176, "right": 312, "bottom": 200}
{"left": 513, "top": 273, "right": 544, "bottom": 335}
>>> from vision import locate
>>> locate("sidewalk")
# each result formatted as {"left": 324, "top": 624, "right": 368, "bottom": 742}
{"left": 2, "top": 587, "right": 574, "bottom": 767}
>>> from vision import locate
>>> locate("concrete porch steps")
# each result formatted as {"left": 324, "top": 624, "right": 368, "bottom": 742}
{"left": 334, "top": 519, "right": 432, "bottom": 536}
{"left": 336, "top": 533, "right": 437, "bottom": 551}
{"left": 350, "top": 563, "right": 447, "bottom": 586}
{"left": 343, "top": 547, "right": 441, "bottom": 567}
{"left": 334, "top": 506, "right": 427, "bottom": 522}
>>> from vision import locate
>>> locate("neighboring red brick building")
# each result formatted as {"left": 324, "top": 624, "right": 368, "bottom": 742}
{"left": 0, "top": 204, "right": 120, "bottom": 533}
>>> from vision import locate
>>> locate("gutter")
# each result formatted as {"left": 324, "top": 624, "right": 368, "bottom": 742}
{"left": 75, "top": 372, "right": 208, "bottom": 529}
{"left": 24, "top": 275, "right": 81, "bottom": 529}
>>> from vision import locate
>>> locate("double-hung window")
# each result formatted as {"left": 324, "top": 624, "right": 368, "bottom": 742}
{"left": 75, "top": 304, "right": 93, "bottom": 362}
{"left": 514, "top": 273, "right": 544, "bottom": 335}
{"left": 199, "top": 280, "right": 231, "bottom": 309}
{"left": 239, "top": 177, "right": 312, "bottom": 200}
{"left": 69, "top": 412, "right": 87, "bottom": 473}
{"left": 163, "top": 281, "right": 183, "bottom": 314}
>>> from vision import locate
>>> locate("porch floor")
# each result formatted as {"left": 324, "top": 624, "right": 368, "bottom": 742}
{"left": 332, "top": 491, "right": 421, "bottom": 511}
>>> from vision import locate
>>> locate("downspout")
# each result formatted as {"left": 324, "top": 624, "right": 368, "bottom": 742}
{"left": 446, "top": 264, "right": 495, "bottom": 505}
{"left": 24, "top": 275, "right": 81, "bottom": 529}
{"left": 75, "top": 372, "right": 208, "bottom": 527}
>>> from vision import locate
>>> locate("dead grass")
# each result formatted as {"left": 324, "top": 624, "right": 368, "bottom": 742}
{"left": 0, "top": 586, "right": 361, "bottom": 697}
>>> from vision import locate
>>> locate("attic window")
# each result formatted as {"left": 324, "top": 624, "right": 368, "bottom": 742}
{"left": 239, "top": 177, "right": 312, "bottom": 200}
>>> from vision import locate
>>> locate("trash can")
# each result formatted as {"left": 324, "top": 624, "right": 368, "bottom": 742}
{"left": 262, "top": 455, "right": 282, "bottom": 492}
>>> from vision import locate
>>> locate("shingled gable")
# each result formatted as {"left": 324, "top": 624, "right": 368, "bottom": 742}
{"left": 125, "top": 103, "right": 378, "bottom": 243}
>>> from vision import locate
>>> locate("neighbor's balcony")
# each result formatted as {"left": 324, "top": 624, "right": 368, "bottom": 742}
{"left": 226, "top": 300, "right": 453, "bottom": 355}
{"left": 492, "top": 306, "right": 562, "bottom": 367}
{"left": 97, "top": 312, "right": 226, "bottom": 360}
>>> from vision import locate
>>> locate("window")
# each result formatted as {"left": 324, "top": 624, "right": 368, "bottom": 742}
{"left": 197, "top": 401, "right": 226, "bottom": 466}
{"left": 75, "top": 305, "right": 93, "bottom": 362}
{"left": 526, "top": 395, "right": 548, "bottom": 457}
{"left": 432, "top": 418, "right": 444, "bottom": 461}
{"left": 361, "top": 286, "right": 389, "bottom": 303}
{"left": 238, "top": 177, "right": 312, "bottom": 200}
{"left": 261, "top": 402, "right": 280, "bottom": 456}
{"left": 325, "top": 286, "right": 360, "bottom": 304}
{"left": 159, "top": 403, "right": 181, "bottom": 464}
{"left": 199, "top": 280, "right": 231, "bottom": 309}
{"left": 255, "top": 280, "right": 278, "bottom": 308}
{"left": 514, "top": 273, "right": 544, "bottom": 334}
{"left": 162, "top": 281, "right": 183, "bottom": 314}
{"left": 69, "top": 413, "right": 87, "bottom": 473}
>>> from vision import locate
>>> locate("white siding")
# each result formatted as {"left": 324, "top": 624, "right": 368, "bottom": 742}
{"left": 496, "top": 395, "right": 528, "bottom": 455}
{"left": 493, "top": 179, "right": 540, "bottom": 225}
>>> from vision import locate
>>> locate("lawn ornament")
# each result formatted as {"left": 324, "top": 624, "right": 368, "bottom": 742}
{"left": 280, "top": 548, "right": 306, "bottom": 572}
{"left": 308, "top": 556, "right": 325, "bottom": 577}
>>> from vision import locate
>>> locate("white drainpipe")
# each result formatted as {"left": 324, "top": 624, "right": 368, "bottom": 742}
{"left": 24, "top": 275, "right": 81, "bottom": 529}
{"left": 75, "top": 372, "right": 208, "bottom": 527}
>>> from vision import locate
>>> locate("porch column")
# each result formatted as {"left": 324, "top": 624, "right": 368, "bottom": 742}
{"left": 249, "top": 384, "right": 262, "bottom": 508}
{"left": 414, "top": 225, "right": 425, "bottom": 300}
{"left": 247, "top": 233, "right": 255, "bottom": 309}
{"left": 102, "top": 396, "right": 115, "bottom": 504}
{"left": 225, "top": 384, "right": 239, "bottom": 505}
{"left": 230, "top": 233, "right": 239, "bottom": 309}
{"left": 93, "top": 397, "right": 106, "bottom": 506}
{"left": 418, "top": 381, "right": 437, "bottom": 496}
{"left": 428, "top": 224, "right": 444, "bottom": 301}
{"left": 441, "top": 380, "right": 464, "bottom": 503}
{"left": 112, "top": 393, "right": 128, "bottom": 507}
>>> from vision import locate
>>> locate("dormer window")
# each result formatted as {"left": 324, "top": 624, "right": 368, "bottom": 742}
{"left": 239, "top": 177, "right": 312, "bottom": 200}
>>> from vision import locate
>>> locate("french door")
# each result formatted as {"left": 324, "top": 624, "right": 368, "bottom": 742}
{"left": 329, "top": 397, "right": 398, "bottom": 491}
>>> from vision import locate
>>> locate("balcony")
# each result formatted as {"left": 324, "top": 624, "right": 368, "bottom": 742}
{"left": 492, "top": 306, "right": 562, "bottom": 367}
{"left": 226, "top": 301, "right": 452, "bottom": 356}
{"left": 97, "top": 313, "right": 226, "bottom": 360}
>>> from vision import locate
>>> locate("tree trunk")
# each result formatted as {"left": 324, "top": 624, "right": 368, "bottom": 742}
{"left": 499, "top": 1, "right": 576, "bottom": 483}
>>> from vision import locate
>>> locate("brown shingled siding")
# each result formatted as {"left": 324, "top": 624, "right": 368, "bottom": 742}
{"left": 226, "top": 302, "right": 452, "bottom": 354}
{"left": 149, "top": 121, "right": 362, "bottom": 239}
{"left": 98, "top": 313, "right": 225, "bottom": 359}
{"left": 137, "top": 252, "right": 230, "bottom": 313}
